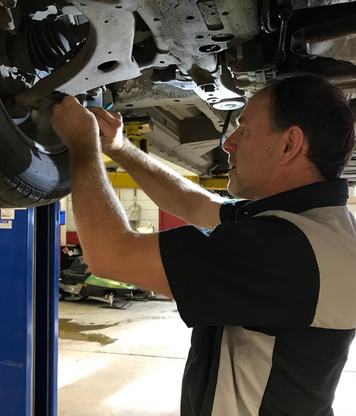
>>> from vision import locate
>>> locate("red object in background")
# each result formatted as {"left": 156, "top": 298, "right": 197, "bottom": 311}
{"left": 66, "top": 231, "right": 81, "bottom": 245}
{"left": 159, "top": 209, "right": 187, "bottom": 231}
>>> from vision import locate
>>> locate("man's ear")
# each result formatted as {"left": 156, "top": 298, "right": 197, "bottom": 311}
{"left": 279, "top": 126, "right": 305, "bottom": 166}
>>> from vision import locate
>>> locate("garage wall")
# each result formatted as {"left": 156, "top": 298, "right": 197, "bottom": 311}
{"left": 65, "top": 194, "right": 76, "bottom": 232}
{"left": 62, "top": 184, "right": 356, "bottom": 246}
{"left": 60, "top": 155, "right": 197, "bottom": 246}
{"left": 60, "top": 194, "right": 77, "bottom": 246}
{"left": 61, "top": 189, "right": 159, "bottom": 245}
{"left": 348, "top": 186, "right": 356, "bottom": 218}
{"left": 117, "top": 189, "right": 159, "bottom": 231}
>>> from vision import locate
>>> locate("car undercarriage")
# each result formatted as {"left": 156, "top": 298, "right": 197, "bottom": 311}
{"left": 0, "top": 0, "right": 355, "bottom": 207}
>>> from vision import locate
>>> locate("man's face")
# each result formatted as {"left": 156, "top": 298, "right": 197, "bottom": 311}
{"left": 222, "top": 89, "right": 282, "bottom": 201}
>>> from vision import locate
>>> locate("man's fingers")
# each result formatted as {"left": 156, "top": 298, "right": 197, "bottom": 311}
{"left": 60, "top": 96, "right": 85, "bottom": 111}
{"left": 52, "top": 97, "right": 89, "bottom": 120}
{"left": 62, "top": 96, "right": 81, "bottom": 105}
{"left": 51, "top": 102, "right": 61, "bottom": 117}
{"left": 107, "top": 109, "right": 122, "bottom": 121}
{"left": 89, "top": 106, "right": 122, "bottom": 122}
{"left": 93, "top": 113, "right": 111, "bottom": 129}
{"left": 93, "top": 113, "right": 119, "bottom": 137}
{"left": 88, "top": 107, "right": 122, "bottom": 124}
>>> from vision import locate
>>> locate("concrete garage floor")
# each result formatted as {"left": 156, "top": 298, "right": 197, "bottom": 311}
{"left": 58, "top": 299, "right": 190, "bottom": 416}
{"left": 58, "top": 299, "right": 356, "bottom": 416}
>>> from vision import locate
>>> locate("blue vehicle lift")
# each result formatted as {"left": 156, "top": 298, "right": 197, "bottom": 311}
{"left": 0, "top": 203, "right": 60, "bottom": 416}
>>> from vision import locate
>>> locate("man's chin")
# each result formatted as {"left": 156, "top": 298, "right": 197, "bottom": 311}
{"left": 227, "top": 182, "right": 243, "bottom": 199}
{"left": 227, "top": 178, "right": 253, "bottom": 200}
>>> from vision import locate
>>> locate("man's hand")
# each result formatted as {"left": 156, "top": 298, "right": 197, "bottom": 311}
{"left": 88, "top": 107, "right": 126, "bottom": 158}
{"left": 51, "top": 96, "right": 99, "bottom": 149}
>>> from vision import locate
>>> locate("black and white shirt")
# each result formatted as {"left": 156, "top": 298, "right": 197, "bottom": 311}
{"left": 159, "top": 179, "right": 356, "bottom": 416}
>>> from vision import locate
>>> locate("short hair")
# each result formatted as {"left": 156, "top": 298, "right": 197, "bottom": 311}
{"left": 267, "top": 74, "right": 355, "bottom": 180}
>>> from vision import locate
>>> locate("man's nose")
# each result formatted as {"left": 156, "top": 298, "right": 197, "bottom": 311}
{"left": 222, "top": 129, "right": 238, "bottom": 154}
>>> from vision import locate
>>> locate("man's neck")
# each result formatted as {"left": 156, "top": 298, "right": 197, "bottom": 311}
{"left": 254, "top": 173, "right": 325, "bottom": 201}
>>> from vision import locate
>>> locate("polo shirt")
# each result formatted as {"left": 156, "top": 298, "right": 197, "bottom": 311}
{"left": 159, "top": 179, "right": 356, "bottom": 416}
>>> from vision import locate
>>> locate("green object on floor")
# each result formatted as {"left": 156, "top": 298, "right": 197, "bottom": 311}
{"left": 59, "top": 256, "right": 136, "bottom": 303}
{"left": 85, "top": 274, "right": 135, "bottom": 290}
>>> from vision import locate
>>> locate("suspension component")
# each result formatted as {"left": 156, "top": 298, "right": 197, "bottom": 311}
{"left": 0, "top": 0, "right": 20, "bottom": 32}
{"left": 275, "top": 6, "right": 292, "bottom": 63}
{"left": 260, "top": 0, "right": 278, "bottom": 34}
{"left": 6, "top": 14, "right": 89, "bottom": 75}
{"left": 260, "top": 0, "right": 293, "bottom": 63}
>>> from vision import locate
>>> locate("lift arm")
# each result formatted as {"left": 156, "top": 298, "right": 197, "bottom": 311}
{"left": 107, "top": 172, "right": 228, "bottom": 190}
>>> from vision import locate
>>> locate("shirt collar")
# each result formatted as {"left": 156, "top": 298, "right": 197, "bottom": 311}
{"left": 236, "top": 179, "right": 350, "bottom": 220}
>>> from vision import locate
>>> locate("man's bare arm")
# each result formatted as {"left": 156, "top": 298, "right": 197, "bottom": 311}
{"left": 51, "top": 97, "right": 172, "bottom": 297}
{"left": 90, "top": 107, "right": 227, "bottom": 229}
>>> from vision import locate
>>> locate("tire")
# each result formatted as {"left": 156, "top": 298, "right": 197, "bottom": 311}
{"left": 0, "top": 100, "right": 71, "bottom": 208}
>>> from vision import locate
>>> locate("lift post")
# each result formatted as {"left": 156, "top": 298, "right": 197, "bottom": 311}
{"left": 0, "top": 203, "right": 60, "bottom": 416}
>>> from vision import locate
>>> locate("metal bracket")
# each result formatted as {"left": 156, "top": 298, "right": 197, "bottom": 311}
{"left": 16, "top": 1, "right": 142, "bottom": 107}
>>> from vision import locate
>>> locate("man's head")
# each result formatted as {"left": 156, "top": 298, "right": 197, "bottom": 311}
{"left": 223, "top": 74, "right": 355, "bottom": 200}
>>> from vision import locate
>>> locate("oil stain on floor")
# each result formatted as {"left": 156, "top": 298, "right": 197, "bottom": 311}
{"left": 59, "top": 318, "right": 119, "bottom": 345}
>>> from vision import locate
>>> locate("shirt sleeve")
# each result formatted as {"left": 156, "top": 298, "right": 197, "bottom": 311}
{"left": 159, "top": 215, "right": 320, "bottom": 328}
{"left": 219, "top": 199, "right": 248, "bottom": 224}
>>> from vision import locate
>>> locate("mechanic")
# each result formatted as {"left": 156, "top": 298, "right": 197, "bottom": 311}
{"left": 51, "top": 74, "right": 356, "bottom": 416}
